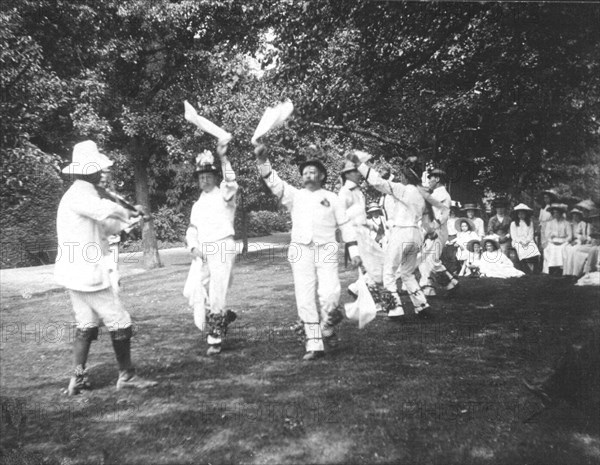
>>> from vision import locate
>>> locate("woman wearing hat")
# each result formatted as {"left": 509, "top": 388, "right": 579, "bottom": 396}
{"left": 563, "top": 207, "right": 593, "bottom": 276}
{"left": 487, "top": 198, "right": 512, "bottom": 255}
{"left": 462, "top": 203, "right": 485, "bottom": 239}
{"left": 479, "top": 236, "right": 525, "bottom": 278}
{"left": 509, "top": 203, "right": 540, "bottom": 273}
{"left": 542, "top": 203, "right": 572, "bottom": 275}
{"left": 537, "top": 189, "right": 558, "bottom": 248}
{"left": 453, "top": 218, "right": 481, "bottom": 265}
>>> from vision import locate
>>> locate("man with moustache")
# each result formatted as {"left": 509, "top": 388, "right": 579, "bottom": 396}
{"left": 254, "top": 144, "right": 362, "bottom": 360}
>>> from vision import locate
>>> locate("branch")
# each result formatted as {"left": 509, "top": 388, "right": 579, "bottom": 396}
{"left": 308, "top": 122, "right": 414, "bottom": 151}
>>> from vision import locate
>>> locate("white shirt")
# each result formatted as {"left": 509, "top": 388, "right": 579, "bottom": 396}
{"left": 357, "top": 164, "right": 424, "bottom": 228}
{"left": 430, "top": 186, "right": 451, "bottom": 226}
{"left": 55, "top": 180, "right": 130, "bottom": 292}
{"left": 187, "top": 162, "right": 238, "bottom": 248}
{"left": 338, "top": 180, "right": 366, "bottom": 226}
{"left": 258, "top": 163, "right": 358, "bottom": 256}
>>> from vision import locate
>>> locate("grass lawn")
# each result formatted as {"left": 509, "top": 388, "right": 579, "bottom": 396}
{"left": 1, "top": 249, "right": 599, "bottom": 465}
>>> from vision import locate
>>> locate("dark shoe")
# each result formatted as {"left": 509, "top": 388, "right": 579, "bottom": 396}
{"left": 66, "top": 366, "right": 91, "bottom": 396}
{"left": 302, "top": 351, "right": 325, "bottom": 361}
{"left": 323, "top": 332, "right": 339, "bottom": 349}
{"left": 224, "top": 309, "right": 237, "bottom": 325}
{"left": 416, "top": 306, "right": 435, "bottom": 320}
{"left": 522, "top": 378, "right": 554, "bottom": 407}
{"left": 116, "top": 371, "right": 158, "bottom": 390}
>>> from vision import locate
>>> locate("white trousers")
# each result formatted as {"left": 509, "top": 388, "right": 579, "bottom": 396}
{"left": 289, "top": 242, "right": 341, "bottom": 352}
{"left": 384, "top": 227, "right": 428, "bottom": 313}
{"left": 183, "top": 238, "right": 236, "bottom": 331}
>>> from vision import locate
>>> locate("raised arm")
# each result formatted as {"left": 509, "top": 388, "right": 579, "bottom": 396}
{"left": 216, "top": 141, "right": 238, "bottom": 202}
{"left": 254, "top": 144, "right": 298, "bottom": 210}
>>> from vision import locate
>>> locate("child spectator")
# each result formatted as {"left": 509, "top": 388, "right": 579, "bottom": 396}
{"left": 462, "top": 203, "right": 485, "bottom": 239}
{"left": 479, "top": 236, "right": 525, "bottom": 278}
{"left": 510, "top": 203, "right": 540, "bottom": 273}
{"left": 459, "top": 239, "right": 482, "bottom": 277}
{"left": 453, "top": 218, "right": 481, "bottom": 269}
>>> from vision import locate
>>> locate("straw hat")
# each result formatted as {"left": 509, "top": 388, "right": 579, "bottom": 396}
{"left": 568, "top": 208, "right": 585, "bottom": 218}
{"left": 481, "top": 235, "right": 500, "bottom": 250}
{"left": 466, "top": 239, "right": 482, "bottom": 253}
{"left": 455, "top": 217, "right": 476, "bottom": 232}
{"left": 427, "top": 168, "right": 446, "bottom": 179}
{"left": 513, "top": 203, "right": 533, "bottom": 213}
{"left": 462, "top": 203, "right": 481, "bottom": 212}
{"left": 575, "top": 199, "right": 596, "bottom": 212}
{"left": 62, "top": 140, "right": 113, "bottom": 175}
{"left": 341, "top": 160, "right": 358, "bottom": 174}
{"left": 538, "top": 189, "right": 559, "bottom": 204}
{"left": 547, "top": 203, "right": 568, "bottom": 214}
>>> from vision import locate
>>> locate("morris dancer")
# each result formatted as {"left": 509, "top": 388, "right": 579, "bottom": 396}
{"left": 56, "top": 140, "right": 157, "bottom": 395}
{"left": 346, "top": 151, "right": 433, "bottom": 319}
{"left": 339, "top": 160, "right": 387, "bottom": 311}
{"left": 184, "top": 141, "right": 238, "bottom": 355}
{"left": 255, "top": 144, "right": 362, "bottom": 360}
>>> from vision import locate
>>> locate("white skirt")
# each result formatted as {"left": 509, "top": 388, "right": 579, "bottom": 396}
{"left": 543, "top": 242, "right": 567, "bottom": 272}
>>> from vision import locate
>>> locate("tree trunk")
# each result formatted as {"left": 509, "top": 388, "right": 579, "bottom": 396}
{"left": 131, "top": 136, "right": 162, "bottom": 269}
{"left": 240, "top": 189, "right": 248, "bottom": 254}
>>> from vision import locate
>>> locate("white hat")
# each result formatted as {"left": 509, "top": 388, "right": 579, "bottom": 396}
{"left": 62, "top": 141, "right": 113, "bottom": 175}
{"left": 513, "top": 203, "right": 533, "bottom": 212}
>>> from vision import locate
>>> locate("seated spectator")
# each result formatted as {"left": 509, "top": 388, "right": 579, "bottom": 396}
{"left": 459, "top": 239, "right": 482, "bottom": 277}
{"left": 479, "top": 236, "right": 525, "bottom": 278}
{"left": 441, "top": 201, "right": 462, "bottom": 275}
{"left": 462, "top": 203, "right": 485, "bottom": 239}
{"left": 563, "top": 207, "right": 593, "bottom": 277}
{"left": 537, "top": 189, "right": 559, "bottom": 249}
{"left": 542, "top": 203, "right": 572, "bottom": 276}
{"left": 488, "top": 198, "right": 512, "bottom": 255}
{"left": 509, "top": 203, "right": 540, "bottom": 273}
{"left": 453, "top": 218, "right": 481, "bottom": 266}
{"left": 366, "top": 202, "right": 387, "bottom": 247}
{"left": 575, "top": 210, "right": 600, "bottom": 286}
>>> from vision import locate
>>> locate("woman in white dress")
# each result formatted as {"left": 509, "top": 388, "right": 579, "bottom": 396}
{"left": 537, "top": 190, "right": 558, "bottom": 249}
{"left": 479, "top": 236, "right": 525, "bottom": 278}
{"left": 542, "top": 203, "right": 572, "bottom": 276}
{"left": 462, "top": 203, "right": 485, "bottom": 239}
{"left": 509, "top": 203, "right": 540, "bottom": 273}
{"left": 563, "top": 208, "right": 593, "bottom": 277}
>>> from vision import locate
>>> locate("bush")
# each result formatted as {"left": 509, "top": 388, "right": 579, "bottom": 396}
{"left": 1, "top": 145, "right": 64, "bottom": 268}
{"left": 152, "top": 206, "right": 187, "bottom": 243}
{"left": 234, "top": 209, "right": 290, "bottom": 239}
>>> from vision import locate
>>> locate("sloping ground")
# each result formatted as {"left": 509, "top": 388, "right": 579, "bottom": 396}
{"left": 1, "top": 251, "right": 599, "bottom": 465}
